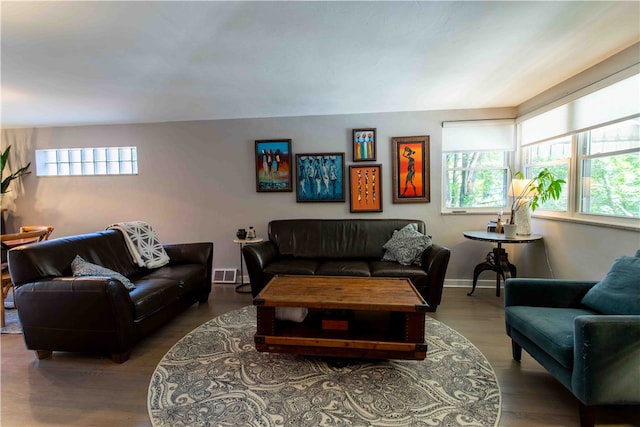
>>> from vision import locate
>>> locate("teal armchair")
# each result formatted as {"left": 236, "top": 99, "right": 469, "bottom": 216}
{"left": 505, "top": 254, "right": 640, "bottom": 427}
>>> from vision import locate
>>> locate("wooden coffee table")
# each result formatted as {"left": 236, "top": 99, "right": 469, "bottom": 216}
{"left": 253, "top": 275, "right": 428, "bottom": 360}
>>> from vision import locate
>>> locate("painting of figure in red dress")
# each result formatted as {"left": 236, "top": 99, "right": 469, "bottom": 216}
{"left": 392, "top": 136, "right": 430, "bottom": 203}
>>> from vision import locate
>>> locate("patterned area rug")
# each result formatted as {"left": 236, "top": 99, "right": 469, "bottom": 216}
{"left": 1, "top": 309, "right": 21, "bottom": 334}
{"left": 1, "top": 293, "right": 21, "bottom": 334}
{"left": 148, "top": 306, "right": 501, "bottom": 427}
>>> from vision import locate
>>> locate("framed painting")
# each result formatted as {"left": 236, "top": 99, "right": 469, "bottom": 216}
{"left": 295, "top": 152, "right": 345, "bottom": 202}
{"left": 255, "top": 139, "right": 293, "bottom": 192}
{"left": 352, "top": 128, "right": 376, "bottom": 161}
{"left": 392, "top": 135, "right": 430, "bottom": 203}
{"left": 349, "top": 164, "right": 382, "bottom": 212}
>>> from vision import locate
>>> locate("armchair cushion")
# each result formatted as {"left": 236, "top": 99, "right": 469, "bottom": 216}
{"left": 581, "top": 256, "right": 640, "bottom": 315}
{"left": 505, "top": 306, "right": 597, "bottom": 368}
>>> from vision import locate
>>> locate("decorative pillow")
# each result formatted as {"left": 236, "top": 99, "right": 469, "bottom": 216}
{"left": 71, "top": 255, "right": 136, "bottom": 290}
{"left": 382, "top": 223, "right": 432, "bottom": 266}
{"left": 581, "top": 256, "right": 640, "bottom": 315}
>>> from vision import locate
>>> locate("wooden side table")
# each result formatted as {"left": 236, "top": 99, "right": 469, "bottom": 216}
{"left": 463, "top": 231, "right": 543, "bottom": 297}
{"left": 232, "top": 237, "right": 264, "bottom": 293}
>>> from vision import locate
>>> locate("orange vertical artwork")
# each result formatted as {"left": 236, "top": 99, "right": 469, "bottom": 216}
{"left": 398, "top": 142, "right": 424, "bottom": 198}
{"left": 392, "top": 135, "right": 430, "bottom": 203}
{"left": 349, "top": 165, "right": 382, "bottom": 212}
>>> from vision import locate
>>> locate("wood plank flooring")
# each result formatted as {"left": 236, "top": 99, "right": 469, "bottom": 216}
{"left": 1, "top": 285, "right": 638, "bottom": 426}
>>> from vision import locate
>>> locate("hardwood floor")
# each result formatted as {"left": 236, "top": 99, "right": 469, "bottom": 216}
{"left": 1, "top": 285, "right": 638, "bottom": 426}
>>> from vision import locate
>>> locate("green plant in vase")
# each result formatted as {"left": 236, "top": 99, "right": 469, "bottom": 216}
{"left": 508, "top": 168, "right": 565, "bottom": 234}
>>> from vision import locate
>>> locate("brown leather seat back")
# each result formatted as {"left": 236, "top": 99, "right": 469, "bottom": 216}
{"left": 8, "top": 230, "right": 142, "bottom": 287}
{"left": 268, "top": 219, "right": 426, "bottom": 259}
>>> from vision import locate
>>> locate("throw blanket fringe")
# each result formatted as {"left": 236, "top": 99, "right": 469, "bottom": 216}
{"left": 107, "top": 221, "right": 170, "bottom": 269}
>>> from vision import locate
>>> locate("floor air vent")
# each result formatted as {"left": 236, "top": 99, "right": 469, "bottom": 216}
{"left": 213, "top": 268, "right": 237, "bottom": 284}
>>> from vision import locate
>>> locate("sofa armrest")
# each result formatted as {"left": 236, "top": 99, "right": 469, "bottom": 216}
{"left": 164, "top": 242, "right": 213, "bottom": 298}
{"left": 420, "top": 243, "right": 451, "bottom": 308}
{"left": 164, "top": 242, "right": 213, "bottom": 266}
{"left": 572, "top": 315, "right": 640, "bottom": 405}
{"left": 242, "top": 240, "right": 279, "bottom": 297}
{"left": 15, "top": 277, "right": 137, "bottom": 353}
{"left": 504, "top": 278, "right": 597, "bottom": 308}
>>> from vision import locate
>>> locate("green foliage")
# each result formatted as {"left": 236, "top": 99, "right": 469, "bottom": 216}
{"left": 512, "top": 168, "right": 566, "bottom": 213}
{"left": 1, "top": 145, "right": 31, "bottom": 194}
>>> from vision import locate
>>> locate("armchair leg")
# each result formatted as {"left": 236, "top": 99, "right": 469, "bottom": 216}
{"left": 511, "top": 340, "right": 522, "bottom": 361}
{"left": 578, "top": 402, "right": 596, "bottom": 427}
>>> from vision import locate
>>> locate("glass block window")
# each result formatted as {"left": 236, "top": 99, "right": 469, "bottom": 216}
{"left": 36, "top": 147, "right": 138, "bottom": 176}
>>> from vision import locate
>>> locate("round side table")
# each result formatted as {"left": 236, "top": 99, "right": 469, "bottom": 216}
{"left": 463, "top": 231, "right": 543, "bottom": 297}
{"left": 232, "top": 237, "right": 264, "bottom": 293}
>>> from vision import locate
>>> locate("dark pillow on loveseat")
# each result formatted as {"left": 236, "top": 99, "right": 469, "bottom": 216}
{"left": 581, "top": 255, "right": 640, "bottom": 315}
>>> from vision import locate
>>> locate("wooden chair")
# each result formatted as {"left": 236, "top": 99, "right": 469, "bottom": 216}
{"left": 1, "top": 228, "right": 52, "bottom": 327}
{"left": 19, "top": 225, "right": 54, "bottom": 240}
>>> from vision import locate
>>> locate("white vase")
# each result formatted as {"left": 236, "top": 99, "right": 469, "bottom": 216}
{"left": 503, "top": 223, "right": 518, "bottom": 238}
{"left": 514, "top": 199, "right": 531, "bottom": 235}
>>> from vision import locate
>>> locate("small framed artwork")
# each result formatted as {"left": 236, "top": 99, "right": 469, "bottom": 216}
{"left": 255, "top": 139, "right": 293, "bottom": 192}
{"left": 349, "top": 164, "right": 382, "bottom": 212}
{"left": 295, "top": 152, "right": 345, "bottom": 202}
{"left": 352, "top": 128, "right": 376, "bottom": 161}
{"left": 392, "top": 135, "right": 430, "bottom": 203}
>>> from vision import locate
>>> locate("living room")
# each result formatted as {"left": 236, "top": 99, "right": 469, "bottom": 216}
{"left": 1, "top": 2, "right": 639, "bottom": 426}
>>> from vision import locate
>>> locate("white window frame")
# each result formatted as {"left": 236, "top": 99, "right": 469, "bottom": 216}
{"left": 517, "top": 71, "right": 640, "bottom": 230}
{"left": 36, "top": 147, "right": 138, "bottom": 177}
{"left": 441, "top": 119, "right": 515, "bottom": 214}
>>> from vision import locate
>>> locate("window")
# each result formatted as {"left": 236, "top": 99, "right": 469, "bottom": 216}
{"left": 522, "top": 136, "right": 571, "bottom": 212}
{"left": 578, "top": 119, "right": 640, "bottom": 219}
{"left": 444, "top": 152, "right": 508, "bottom": 210}
{"left": 519, "top": 72, "right": 640, "bottom": 227}
{"left": 442, "top": 120, "right": 514, "bottom": 212}
{"left": 36, "top": 147, "right": 138, "bottom": 176}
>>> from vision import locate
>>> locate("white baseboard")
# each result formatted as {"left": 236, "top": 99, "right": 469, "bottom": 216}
{"left": 444, "top": 279, "right": 501, "bottom": 289}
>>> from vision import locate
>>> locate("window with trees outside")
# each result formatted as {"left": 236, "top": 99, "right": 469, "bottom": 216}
{"left": 442, "top": 120, "right": 514, "bottom": 213}
{"left": 519, "top": 72, "right": 639, "bottom": 228}
{"left": 578, "top": 119, "right": 639, "bottom": 219}
{"left": 444, "top": 152, "right": 508, "bottom": 210}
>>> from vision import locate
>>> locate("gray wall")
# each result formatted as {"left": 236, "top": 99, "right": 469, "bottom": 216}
{"left": 3, "top": 106, "right": 638, "bottom": 288}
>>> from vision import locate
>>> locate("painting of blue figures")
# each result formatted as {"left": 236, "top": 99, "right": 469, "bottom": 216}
{"left": 295, "top": 152, "right": 345, "bottom": 202}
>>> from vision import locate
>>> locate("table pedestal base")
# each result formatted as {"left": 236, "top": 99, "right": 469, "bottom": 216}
{"left": 467, "top": 247, "right": 516, "bottom": 297}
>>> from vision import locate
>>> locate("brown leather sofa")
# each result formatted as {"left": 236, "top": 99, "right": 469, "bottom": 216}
{"left": 7, "top": 230, "right": 213, "bottom": 363}
{"left": 242, "top": 219, "right": 450, "bottom": 311}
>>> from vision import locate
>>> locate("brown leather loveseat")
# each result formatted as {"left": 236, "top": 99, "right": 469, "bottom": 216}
{"left": 242, "top": 219, "right": 450, "bottom": 311}
{"left": 7, "top": 230, "right": 213, "bottom": 363}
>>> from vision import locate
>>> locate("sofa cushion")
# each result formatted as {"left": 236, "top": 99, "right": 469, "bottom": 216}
{"left": 505, "top": 306, "right": 598, "bottom": 368}
{"left": 382, "top": 223, "right": 432, "bottom": 265}
{"left": 141, "top": 264, "right": 207, "bottom": 296}
{"left": 265, "top": 259, "right": 320, "bottom": 276}
{"left": 129, "top": 278, "right": 181, "bottom": 319}
{"left": 315, "top": 260, "right": 371, "bottom": 277}
{"left": 581, "top": 256, "right": 640, "bottom": 315}
{"left": 71, "top": 255, "right": 135, "bottom": 290}
{"left": 370, "top": 260, "right": 428, "bottom": 279}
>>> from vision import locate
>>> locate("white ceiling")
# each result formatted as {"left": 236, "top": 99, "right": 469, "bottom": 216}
{"left": 1, "top": 1, "right": 639, "bottom": 128}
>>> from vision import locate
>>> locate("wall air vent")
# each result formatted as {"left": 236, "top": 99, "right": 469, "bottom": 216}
{"left": 213, "top": 268, "right": 237, "bottom": 284}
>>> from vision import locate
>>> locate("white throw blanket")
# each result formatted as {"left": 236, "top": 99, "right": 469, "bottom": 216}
{"left": 107, "top": 221, "right": 170, "bottom": 269}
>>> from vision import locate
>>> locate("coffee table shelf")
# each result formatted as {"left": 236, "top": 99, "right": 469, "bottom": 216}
{"left": 253, "top": 276, "right": 428, "bottom": 360}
